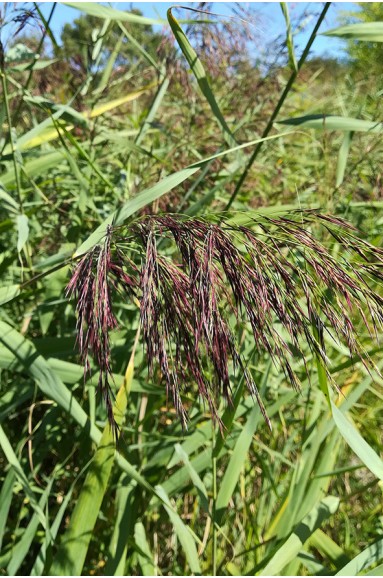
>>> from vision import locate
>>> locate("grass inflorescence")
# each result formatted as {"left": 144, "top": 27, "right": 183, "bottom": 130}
{"left": 67, "top": 212, "right": 383, "bottom": 433}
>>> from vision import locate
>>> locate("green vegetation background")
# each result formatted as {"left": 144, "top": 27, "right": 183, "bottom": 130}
{"left": 0, "top": 2, "right": 383, "bottom": 576}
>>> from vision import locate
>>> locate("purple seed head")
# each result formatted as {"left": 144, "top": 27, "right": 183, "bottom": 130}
{"left": 67, "top": 212, "right": 383, "bottom": 432}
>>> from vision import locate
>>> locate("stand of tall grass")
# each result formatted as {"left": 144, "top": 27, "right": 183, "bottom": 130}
{"left": 0, "top": 3, "right": 383, "bottom": 576}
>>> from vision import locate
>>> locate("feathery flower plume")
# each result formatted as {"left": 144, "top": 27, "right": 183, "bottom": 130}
{"left": 67, "top": 212, "right": 383, "bottom": 433}
{"left": 66, "top": 226, "right": 137, "bottom": 434}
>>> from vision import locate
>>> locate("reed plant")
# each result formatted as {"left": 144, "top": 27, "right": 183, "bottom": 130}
{"left": 1, "top": 2, "right": 383, "bottom": 576}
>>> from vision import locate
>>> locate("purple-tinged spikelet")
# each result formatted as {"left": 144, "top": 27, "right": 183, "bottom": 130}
{"left": 67, "top": 212, "right": 383, "bottom": 432}
{"left": 66, "top": 227, "right": 137, "bottom": 434}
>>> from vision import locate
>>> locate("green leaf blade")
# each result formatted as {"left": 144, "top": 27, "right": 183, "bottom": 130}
{"left": 331, "top": 402, "right": 383, "bottom": 482}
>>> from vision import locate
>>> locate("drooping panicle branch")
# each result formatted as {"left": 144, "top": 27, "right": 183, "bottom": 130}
{"left": 66, "top": 226, "right": 137, "bottom": 434}
{"left": 67, "top": 212, "right": 383, "bottom": 431}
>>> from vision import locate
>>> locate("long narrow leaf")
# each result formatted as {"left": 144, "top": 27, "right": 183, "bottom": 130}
{"left": 74, "top": 130, "right": 293, "bottom": 258}
{"left": 216, "top": 390, "right": 293, "bottom": 521}
{"left": 0, "top": 284, "right": 20, "bottom": 305}
{"left": 154, "top": 485, "right": 201, "bottom": 575}
{"left": 323, "top": 22, "right": 383, "bottom": 42}
{"left": 134, "top": 522, "right": 156, "bottom": 576}
{"left": 49, "top": 355, "right": 135, "bottom": 575}
{"left": 336, "top": 131, "right": 353, "bottom": 187}
{"left": 0, "top": 471, "right": 15, "bottom": 553}
{"left": 167, "top": 7, "right": 236, "bottom": 147}
{"left": 0, "top": 425, "right": 48, "bottom": 530}
{"left": 261, "top": 497, "right": 339, "bottom": 575}
{"left": 280, "top": 3, "right": 297, "bottom": 72}
{"left": 74, "top": 167, "right": 200, "bottom": 256}
{"left": 4, "top": 84, "right": 156, "bottom": 153}
{"left": 7, "top": 480, "right": 53, "bottom": 576}
{"left": 336, "top": 538, "right": 383, "bottom": 576}
{"left": 174, "top": 443, "right": 209, "bottom": 513}
{"left": 31, "top": 483, "right": 75, "bottom": 576}
{"left": 331, "top": 401, "right": 383, "bottom": 482}
{"left": 105, "top": 475, "right": 137, "bottom": 575}
{"left": 279, "top": 114, "right": 383, "bottom": 133}
{"left": 63, "top": 2, "right": 161, "bottom": 25}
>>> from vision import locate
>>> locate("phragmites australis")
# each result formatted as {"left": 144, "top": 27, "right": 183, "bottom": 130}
{"left": 66, "top": 212, "right": 383, "bottom": 435}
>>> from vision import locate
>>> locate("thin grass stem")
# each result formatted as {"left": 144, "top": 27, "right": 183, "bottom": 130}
{"left": 224, "top": 2, "right": 331, "bottom": 211}
{"left": 0, "top": 55, "right": 23, "bottom": 212}
{"left": 212, "top": 423, "right": 218, "bottom": 576}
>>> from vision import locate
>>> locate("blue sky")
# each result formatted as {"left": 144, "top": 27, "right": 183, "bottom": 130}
{"left": 4, "top": 2, "right": 360, "bottom": 60}
{"left": 43, "top": 2, "right": 358, "bottom": 58}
